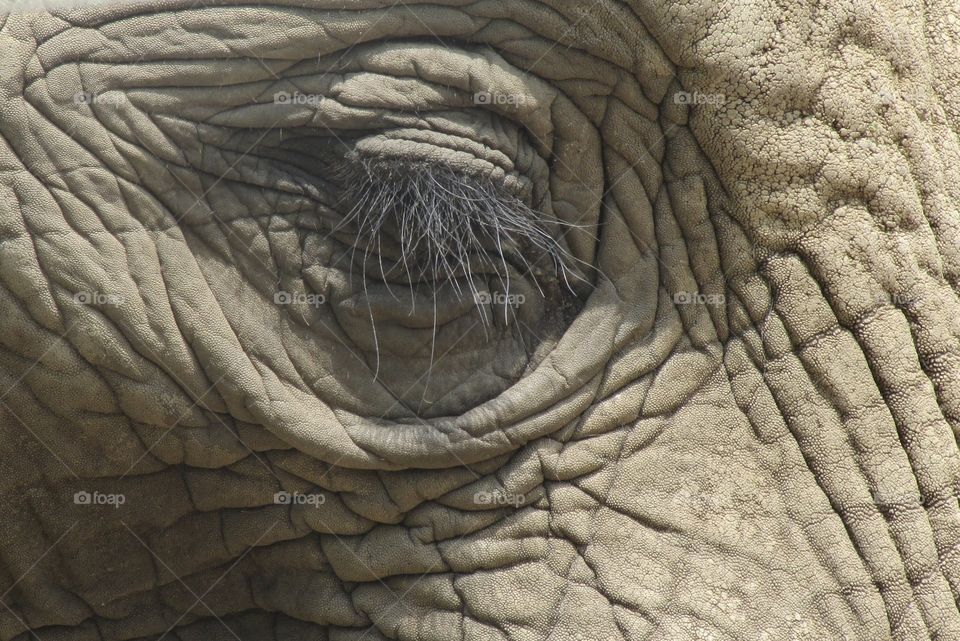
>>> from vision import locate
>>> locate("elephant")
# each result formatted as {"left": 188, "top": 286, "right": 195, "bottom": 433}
{"left": 0, "top": 0, "right": 958, "bottom": 638}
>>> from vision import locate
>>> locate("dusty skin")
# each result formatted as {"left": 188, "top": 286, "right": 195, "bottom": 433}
{"left": 0, "top": 0, "right": 959, "bottom": 639}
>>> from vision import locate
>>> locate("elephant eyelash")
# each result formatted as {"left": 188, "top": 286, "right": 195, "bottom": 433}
{"left": 329, "top": 155, "right": 593, "bottom": 306}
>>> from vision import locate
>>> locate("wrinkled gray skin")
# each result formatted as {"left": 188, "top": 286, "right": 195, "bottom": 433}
{"left": 1, "top": 0, "right": 959, "bottom": 639}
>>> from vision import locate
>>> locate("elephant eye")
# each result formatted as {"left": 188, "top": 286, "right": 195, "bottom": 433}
{"left": 327, "top": 152, "right": 586, "bottom": 303}
{"left": 252, "top": 124, "right": 592, "bottom": 313}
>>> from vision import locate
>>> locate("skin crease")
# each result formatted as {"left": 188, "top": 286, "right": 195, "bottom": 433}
{"left": 0, "top": 0, "right": 958, "bottom": 639}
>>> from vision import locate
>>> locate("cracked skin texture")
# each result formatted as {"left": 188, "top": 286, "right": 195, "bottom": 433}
{"left": 0, "top": 0, "right": 959, "bottom": 639}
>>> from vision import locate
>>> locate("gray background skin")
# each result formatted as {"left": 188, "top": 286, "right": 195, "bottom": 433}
{"left": 0, "top": 0, "right": 959, "bottom": 639}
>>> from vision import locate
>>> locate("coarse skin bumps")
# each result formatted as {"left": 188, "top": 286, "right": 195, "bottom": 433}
{"left": 0, "top": 0, "right": 958, "bottom": 640}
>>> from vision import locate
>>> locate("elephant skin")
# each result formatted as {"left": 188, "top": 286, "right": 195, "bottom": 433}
{"left": 0, "top": 0, "right": 959, "bottom": 640}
